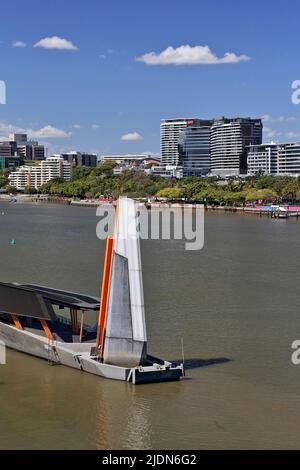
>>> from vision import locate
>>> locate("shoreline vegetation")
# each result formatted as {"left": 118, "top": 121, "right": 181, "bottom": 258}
{"left": 0, "top": 195, "right": 296, "bottom": 216}
{"left": 2, "top": 163, "right": 300, "bottom": 213}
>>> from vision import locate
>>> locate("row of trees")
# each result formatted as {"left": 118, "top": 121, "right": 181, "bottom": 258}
{"left": 5, "top": 163, "right": 300, "bottom": 204}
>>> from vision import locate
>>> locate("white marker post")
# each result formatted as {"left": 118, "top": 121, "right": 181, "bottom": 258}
{"left": 0, "top": 340, "right": 6, "bottom": 365}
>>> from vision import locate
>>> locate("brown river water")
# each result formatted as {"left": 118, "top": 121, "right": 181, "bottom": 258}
{"left": 1, "top": 202, "right": 300, "bottom": 450}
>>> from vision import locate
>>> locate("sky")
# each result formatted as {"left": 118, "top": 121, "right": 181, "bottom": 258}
{"left": 1, "top": 0, "right": 300, "bottom": 156}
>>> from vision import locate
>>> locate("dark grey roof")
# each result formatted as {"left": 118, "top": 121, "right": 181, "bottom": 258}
{"left": 0, "top": 282, "right": 100, "bottom": 320}
{"left": 20, "top": 284, "right": 100, "bottom": 311}
{"left": 0, "top": 283, "right": 56, "bottom": 321}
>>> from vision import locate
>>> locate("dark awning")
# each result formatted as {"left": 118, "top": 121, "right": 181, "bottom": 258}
{"left": 0, "top": 282, "right": 100, "bottom": 320}
{"left": 0, "top": 283, "right": 56, "bottom": 321}
{"left": 9, "top": 283, "right": 100, "bottom": 310}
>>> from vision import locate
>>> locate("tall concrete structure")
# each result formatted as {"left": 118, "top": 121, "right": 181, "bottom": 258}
{"left": 160, "top": 118, "right": 195, "bottom": 166}
{"left": 210, "top": 117, "right": 263, "bottom": 176}
{"left": 103, "top": 198, "right": 147, "bottom": 368}
{"left": 178, "top": 119, "right": 213, "bottom": 176}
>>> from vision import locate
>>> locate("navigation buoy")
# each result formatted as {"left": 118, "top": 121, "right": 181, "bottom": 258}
{"left": 10, "top": 239, "right": 16, "bottom": 246}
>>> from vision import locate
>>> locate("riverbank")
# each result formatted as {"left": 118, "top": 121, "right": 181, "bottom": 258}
{"left": 1, "top": 194, "right": 300, "bottom": 218}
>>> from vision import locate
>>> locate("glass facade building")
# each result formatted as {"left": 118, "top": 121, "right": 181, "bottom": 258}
{"left": 178, "top": 119, "right": 213, "bottom": 176}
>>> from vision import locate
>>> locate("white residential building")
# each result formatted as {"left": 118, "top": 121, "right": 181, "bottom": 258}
{"left": 247, "top": 143, "right": 278, "bottom": 175}
{"left": 277, "top": 143, "right": 300, "bottom": 175}
{"left": 9, "top": 156, "right": 72, "bottom": 190}
{"left": 247, "top": 142, "right": 300, "bottom": 176}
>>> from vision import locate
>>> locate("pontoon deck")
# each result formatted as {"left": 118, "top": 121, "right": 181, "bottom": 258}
{"left": 0, "top": 198, "right": 184, "bottom": 384}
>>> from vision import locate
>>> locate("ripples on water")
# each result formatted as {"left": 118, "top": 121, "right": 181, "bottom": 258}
{"left": 1, "top": 204, "right": 300, "bottom": 449}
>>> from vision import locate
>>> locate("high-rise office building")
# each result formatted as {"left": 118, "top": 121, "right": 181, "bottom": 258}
{"left": 210, "top": 117, "right": 263, "bottom": 176}
{"left": 178, "top": 119, "right": 213, "bottom": 176}
{"left": 0, "top": 142, "right": 16, "bottom": 157}
{"left": 6, "top": 133, "right": 46, "bottom": 161}
{"left": 61, "top": 152, "right": 98, "bottom": 167}
{"left": 16, "top": 143, "right": 45, "bottom": 161}
{"left": 161, "top": 118, "right": 196, "bottom": 166}
{"left": 9, "top": 133, "right": 28, "bottom": 145}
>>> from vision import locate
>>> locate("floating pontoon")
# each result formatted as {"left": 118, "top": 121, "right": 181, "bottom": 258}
{"left": 0, "top": 197, "right": 183, "bottom": 384}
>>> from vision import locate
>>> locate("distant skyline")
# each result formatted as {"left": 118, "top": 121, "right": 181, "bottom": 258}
{"left": 1, "top": 0, "right": 300, "bottom": 155}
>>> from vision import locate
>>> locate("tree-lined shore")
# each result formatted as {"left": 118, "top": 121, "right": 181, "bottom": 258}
{"left": 2, "top": 163, "right": 300, "bottom": 204}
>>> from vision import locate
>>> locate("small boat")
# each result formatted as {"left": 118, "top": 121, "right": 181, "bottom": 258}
{"left": 0, "top": 197, "right": 183, "bottom": 384}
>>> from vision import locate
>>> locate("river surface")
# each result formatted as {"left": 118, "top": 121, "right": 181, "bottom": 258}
{"left": 1, "top": 202, "right": 300, "bottom": 449}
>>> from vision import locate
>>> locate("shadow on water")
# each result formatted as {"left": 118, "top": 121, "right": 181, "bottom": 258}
{"left": 173, "top": 357, "right": 231, "bottom": 370}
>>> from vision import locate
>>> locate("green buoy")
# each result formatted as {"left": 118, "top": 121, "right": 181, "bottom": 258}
{"left": 10, "top": 239, "right": 16, "bottom": 246}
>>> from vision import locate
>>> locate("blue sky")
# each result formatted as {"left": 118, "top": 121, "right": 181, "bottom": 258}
{"left": 0, "top": 0, "right": 300, "bottom": 155}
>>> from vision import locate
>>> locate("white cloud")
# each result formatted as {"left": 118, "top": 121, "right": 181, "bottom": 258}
{"left": 263, "top": 126, "right": 282, "bottom": 140}
{"left": 0, "top": 122, "right": 71, "bottom": 141}
{"left": 99, "top": 54, "right": 106, "bottom": 60}
{"left": 12, "top": 41, "right": 26, "bottom": 48}
{"left": 72, "top": 124, "right": 81, "bottom": 129}
{"left": 262, "top": 114, "right": 273, "bottom": 122}
{"left": 285, "top": 131, "right": 299, "bottom": 139}
{"left": 121, "top": 132, "right": 143, "bottom": 141}
{"left": 34, "top": 36, "right": 79, "bottom": 51}
{"left": 262, "top": 114, "right": 297, "bottom": 122}
{"left": 91, "top": 124, "right": 100, "bottom": 129}
{"left": 136, "top": 45, "right": 250, "bottom": 65}
{"left": 28, "top": 125, "right": 71, "bottom": 139}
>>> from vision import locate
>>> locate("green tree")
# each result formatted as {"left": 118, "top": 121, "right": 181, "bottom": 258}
{"left": 0, "top": 176, "right": 8, "bottom": 188}
{"left": 156, "top": 187, "right": 185, "bottom": 199}
{"left": 6, "top": 185, "right": 18, "bottom": 195}
{"left": 24, "top": 186, "right": 38, "bottom": 195}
